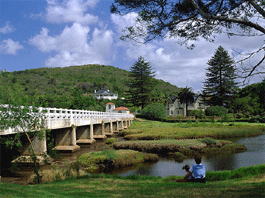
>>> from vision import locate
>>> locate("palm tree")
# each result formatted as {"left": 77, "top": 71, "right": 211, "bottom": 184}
{"left": 178, "top": 87, "right": 195, "bottom": 116}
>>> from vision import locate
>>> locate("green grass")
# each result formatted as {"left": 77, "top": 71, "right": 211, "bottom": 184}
{"left": 1, "top": 164, "right": 264, "bottom": 197}
{"left": 77, "top": 149, "right": 158, "bottom": 172}
{"left": 121, "top": 121, "right": 265, "bottom": 140}
{"left": 113, "top": 139, "right": 246, "bottom": 157}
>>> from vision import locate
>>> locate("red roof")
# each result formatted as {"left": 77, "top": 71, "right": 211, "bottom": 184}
{"left": 106, "top": 102, "right": 115, "bottom": 105}
{"left": 114, "top": 107, "right": 130, "bottom": 111}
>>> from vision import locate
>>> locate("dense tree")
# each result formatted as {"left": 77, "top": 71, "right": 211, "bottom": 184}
{"left": 111, "top": 0, "right": 265, "bottom": 78}
{"left": 203, "top": 46, "right": 238, "bottom": 106}
{"left": 0, "top": 65, "right": 180, "bottom": 110}
{"left": 178, "top": 87, "right": 195, "bottom": 116}
{"left": 235, "top": 79, "right": 265, "bottom": 115}
{"left": 126, "top": 56, "right": 156, "bottom": 109}
{"left": 141, "top": 103, "right": 166, "bottom": 120}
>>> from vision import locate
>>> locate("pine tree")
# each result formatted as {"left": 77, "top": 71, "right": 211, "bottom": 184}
{"left": 126, "top": 56, "right": 156, "bottom": 109}
{"left": 203, "top": 46, "right": 238, "bottom": 106}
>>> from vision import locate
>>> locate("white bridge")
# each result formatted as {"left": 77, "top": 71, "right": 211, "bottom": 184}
{"left": 0, "top": 107, "right": 134, "bottom": 164}
{"left": 1, "top": 107, "right": 134, "bottom": 135}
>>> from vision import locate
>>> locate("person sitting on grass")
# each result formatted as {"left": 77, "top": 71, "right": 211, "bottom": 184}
{"left": 184, "top": 155, "right": 206, "bottom": 183}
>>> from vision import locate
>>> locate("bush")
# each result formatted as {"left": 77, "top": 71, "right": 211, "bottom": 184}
{"left": 199, "top": 138, "right": 217, "bottom": 145}
{"left": 205, "top": 106, "right": 227, "bottom": 117}
{"left": 105, "top": 138, "right": 117, "bottom": 144}
{"left": 174, "top": 152, "right": 186, "bottom": 162}
{"left": 141, "top": 103, "right": 166, "bottom": 120}
{"left": 221, "top": 113, "right": 235, "bottom": 122}
{"left": 189, "top": 110, "right": 206, "bottom": 119}
{"left": 249, "top": 115, "right": 265, "bottom": 123}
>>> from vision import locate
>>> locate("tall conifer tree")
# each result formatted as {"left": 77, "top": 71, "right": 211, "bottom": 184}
{"left": 126, "top": 56, "right": 156, "bottom": 109}
{"left": 203, "top": 46, "right": 238, "bottom": 106}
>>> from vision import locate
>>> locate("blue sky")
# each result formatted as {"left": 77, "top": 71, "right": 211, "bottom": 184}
{"left": 1, "top": 0, "right": 264, "bottom": 92}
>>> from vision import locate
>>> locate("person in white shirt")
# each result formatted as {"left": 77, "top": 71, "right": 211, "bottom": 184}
{"left": 184, "top": 155, "right": 206, "bottom": 183}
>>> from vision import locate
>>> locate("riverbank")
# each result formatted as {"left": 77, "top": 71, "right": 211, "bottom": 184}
{"left": 121, "top": 121, "right": 265, "bottom": 140}
{"left": 1, "top": 164, "right": 264, "bottom": 197}
{"left": 77, "top": 149, "right": 158, "bottom": 173}
{"left": 113, "top": 138, "right": 246, "bottom": 159}
{"left": 1, "top": 121, "right": 264, "bottom": 185}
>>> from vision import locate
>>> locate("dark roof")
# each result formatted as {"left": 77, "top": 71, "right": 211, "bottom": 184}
{"left": 94, "top": 89, "right": 116, "bottom": 95}
{"left": 168, "top": 95, "right": 177, "bottom": 104}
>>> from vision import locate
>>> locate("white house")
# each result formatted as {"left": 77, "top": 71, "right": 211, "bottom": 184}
{"left": 113, "top": 107, "right": 130, "bottom": 114}
{"left": 106, "top": 103, "right": 130, "bottom": 114}
{"left": 93, "top": 89, "right": 118, "bottom": 100}
{"left": 166, "top": 95, "right": 210, "bottom": 117}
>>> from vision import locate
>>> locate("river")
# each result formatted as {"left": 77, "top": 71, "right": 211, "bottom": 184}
{"left": 1, "top": 135, "right": 264, "bottom": 184}
{"left": 115, "top": 135, "right": 265, "bottom": 177}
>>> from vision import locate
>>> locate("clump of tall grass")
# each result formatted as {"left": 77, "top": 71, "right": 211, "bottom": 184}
{"left": 113, "top": 139, "right": 247, "bottom": 157}
{"left": 207, "top": 164, "right": 265, "bottom": 181}
{"left": 105, "top": 137, "right": 117, "bottom": 144}
{"left": 199, "top": 138, "right": 217, "bottom": 145}
{"left": 77, "top": 149, "right": 158, "bottom": 172}
{"left": 174, "top": 152, "right": 186, "bottom": 162}
{"left": 28, "top": 162, "right": 86, "bottom": 184}
{"left": 124, "top": 121, "right": 265, "bottom": 140}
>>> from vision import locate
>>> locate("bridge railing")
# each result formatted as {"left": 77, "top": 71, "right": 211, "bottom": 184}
{"left": 1, "top": 105, "right": 134, "bottom": 134}
{"left": 39, "top": 107, "right": 134, "bottom": 119}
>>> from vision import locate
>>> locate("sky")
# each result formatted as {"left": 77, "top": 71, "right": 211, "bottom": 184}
{"left": 1, "top": 0, "right": 264, "bottom": 93}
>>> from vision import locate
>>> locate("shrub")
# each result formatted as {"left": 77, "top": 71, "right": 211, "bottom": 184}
{"left": 189, "top": 110, "right": 206, "bottom": 119}
{"left": 174, "top": 152, "right": 186, "bottom": 162}
{"left": 205, "top": 106, "right": 227, "bottom": 117}
{"left": 199, "top": 138, "right": 217, "bottom": 145}
{"left": 221, "top": 113, "right": 235, "bottom": 122}
{"left": 141, "top": 103, "right": 166, "bottom": 120}
{"left": 105, "top": 138, "right": 117, "bottom": 144}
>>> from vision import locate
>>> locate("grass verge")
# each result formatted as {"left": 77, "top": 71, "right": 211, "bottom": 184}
{"left": 1, "top": 164, "right": 264, "bottom": 198}
{"left": 120, "top": 121, "right": 265, "bottom": 140}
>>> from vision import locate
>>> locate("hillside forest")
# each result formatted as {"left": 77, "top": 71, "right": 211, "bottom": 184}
{"left": 0, "top": 64, "right": 180, "bottom": 112}
{"left": 0, "top": 64, "right": 264, "bottom": 118}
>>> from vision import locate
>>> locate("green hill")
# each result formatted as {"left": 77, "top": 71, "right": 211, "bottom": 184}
{"left": 0, "top": 64, "right": 181, "bottom": 111}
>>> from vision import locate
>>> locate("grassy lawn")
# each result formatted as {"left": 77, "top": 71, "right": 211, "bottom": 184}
{"left": 121, "top": 121, "right": 265, "bottom": 140}
{"left": 1, "top": 165, "right": 265, "bottom": 198}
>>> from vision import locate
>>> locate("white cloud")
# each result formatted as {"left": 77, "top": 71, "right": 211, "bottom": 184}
{"left": 29, "top": 23, "right": 114, "bottom": 67}
{"left": 0, "top": 39, "right": 23, "bottom": 55}
{"left": 0, "top": 22, "right": 15, "bottom": 34}
{"left": 45, "top": 0, "right": 99, "bottom": 24}
{"left": 111, "top": 12, "right": 264, "bottom": 91}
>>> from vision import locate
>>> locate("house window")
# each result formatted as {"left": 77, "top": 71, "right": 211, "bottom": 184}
{"left": 171, "top": 110, "right": 173, "bottom": 115}
{"left": 109, "top": 104, "right": 111, "bottom": 109}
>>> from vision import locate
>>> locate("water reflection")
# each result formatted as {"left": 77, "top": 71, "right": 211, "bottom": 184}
{"left": 118, "top": 135, "right": 265, "bottom": 177}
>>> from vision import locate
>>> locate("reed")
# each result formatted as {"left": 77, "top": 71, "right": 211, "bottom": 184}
{"left": 123, "top": 121, "right": 265, "bottom": 140}
{"left": 77, "top": 149, "right": 158, "bottom": 172}
{"left": 112, "top": 139, "right": 246, "bottom": 157}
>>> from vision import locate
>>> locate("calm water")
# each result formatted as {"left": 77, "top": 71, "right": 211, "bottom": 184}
{"left": 1, "top": 135, "right": 264, "bottom": 184}
{"left": 116, "top": 135, "right": 265, "bottom": 177}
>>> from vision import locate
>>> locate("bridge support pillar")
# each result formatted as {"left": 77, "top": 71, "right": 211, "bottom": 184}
{"left": 123, "top": 119, "right": 128, "bottom": 129}
{"left": 53, "top": 125, "right": 80, "bottom": 153}
{"left": 76, "top": 125, "right": 95, "bottom": 145}
{"left": 112, "top": 121, "right": 118, "bottom": 133}
{"left": 104, "top": 121, "right": 113, "bottom": 136}
{"left": 117, "top": 120, "right": 124, "bottom": 131}
{"left": 12, "top": 131, "right": 51, "bottom": 165}
{"left": 93, "top": 122, "right": 106, "bottom": 139}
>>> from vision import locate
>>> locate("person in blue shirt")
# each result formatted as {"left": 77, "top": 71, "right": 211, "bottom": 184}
{"left": 184, "top": 155, "right": 206, "bottom": 183}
